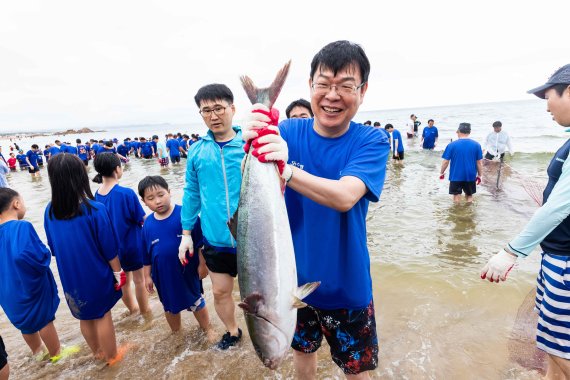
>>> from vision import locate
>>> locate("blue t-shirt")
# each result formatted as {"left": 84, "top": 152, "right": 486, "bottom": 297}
{"left": 26, "top": 150, "right": 39, "bottom": 168}
{"left": 64, "top": 145, "right": 78, "bottom": 155}
{"left": 279, "top": 119, "right": 390, "bottom": 309}
{"left": 48, "top": 146, "right": 62, "bottom": 157}
{"left": 142, "top": 205, "right": 204, "bottom": 314}
{"left": 91, "top": 144, "right": 100, "bottom": 155}
{"left": 117, "top": 144, "right": 129, "bottom": 157}
{"left": 95, "top": 185, "right": 145, "bottom": 270}
{"left": 141, "top": 142, "right": 153, "bottom": 156}
{"left": 392, "top": 129, "right": 404, "bottom": 152}
{"left": 16, "top": 154, "right": 29, "bottom": 167}
{"left": 44, "top": 201, "right": 122, "bottom": 320}
{"left": 166, "top": 139, "right": 181, "bottom": 158}
{"left": 77, "top": 145, "right": 88, "bottom": 161}
{"left": 151, "top": 141, "right": 158, "bottom": 154}
{"left": 422, "top": 126, "right": 439, "bottom": 149}
{"left": 0, "top": 220, "right": 60, "bottom": 334}
{"left": 441, "top": 138, "right": 483, "bottom": 181}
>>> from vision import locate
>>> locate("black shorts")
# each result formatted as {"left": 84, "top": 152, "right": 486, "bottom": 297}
{"left": 143, "top": 155, "right": 153, "bottom": 159}
{"left": 28, "top": 167, "right": 39, "bottom": 174}
{"left": 392, "top": 151, "right": 404, "bottom": 160}
{"left": 0, "top": 335, "right": 7, "bottom": 370}
{"left": 202, "top": 246, "right": 237, "bottom": 277}
{"left": 170, "top": 155, "right": 181, "bottom": 164}
{"left": 485, "top": 152, "right": 505, "bottom": 160}
{"left": 291, "top": 300, "right": 378, "bottom": 375}
{"left": 449, "top": 181, "right": 477, "bottom": 195}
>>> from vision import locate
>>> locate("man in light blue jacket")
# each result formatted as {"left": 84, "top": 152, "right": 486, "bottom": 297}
{"left": 179, "top": 83, "right": 245, "bottom": 350}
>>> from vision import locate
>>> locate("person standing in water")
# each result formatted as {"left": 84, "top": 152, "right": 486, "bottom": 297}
{"left": 484, "top": 121, "right": 514, "bottom": 160}
{"left": 481, "top": 64, "right": 570, "bottom": 379}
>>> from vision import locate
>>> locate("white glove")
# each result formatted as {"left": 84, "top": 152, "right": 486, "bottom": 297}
{"left": 242, "top": 103, "right": 272, "bottom": 143}
{"left": 480, "top": 249, "right": 517, "bottom": 282}
{"left": 178, "top": 234, "right": 194, "bottom": 266}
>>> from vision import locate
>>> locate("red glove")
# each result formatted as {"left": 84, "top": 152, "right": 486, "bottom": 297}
{"left": 250, "top": 128, "right": 286, "bottom": 175}
{"left": 113, "top": 269, "right": 127, "bottom": 291}
{"left": 476, "top": 176, "right": 481, "bottom": 185}
{"left": 439, "top": 174, "right": 445, "bottom": 180}
{"left": 243, "top": 107, "right": 280, "bottom": 153}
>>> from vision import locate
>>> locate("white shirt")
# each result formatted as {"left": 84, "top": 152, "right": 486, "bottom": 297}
{"left": 485, "top": 130, "right": 513, "bottom": 156}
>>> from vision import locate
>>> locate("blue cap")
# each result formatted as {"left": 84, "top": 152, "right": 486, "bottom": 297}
{"left": 528, "top": 64, "right": 570, "bottom": 99}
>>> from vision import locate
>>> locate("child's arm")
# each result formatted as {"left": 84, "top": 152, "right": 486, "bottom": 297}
{"left": 143, "top": 265, "right": 154, "bottom": 293}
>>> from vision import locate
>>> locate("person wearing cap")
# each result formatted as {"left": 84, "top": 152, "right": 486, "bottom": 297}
{"left": 484, "top": 121, "right": 514, "bottom": 160}
{"left": 481, "top": 64, "right": 570, "bottom": 378}
{"left": 439, "top": 123, "right": 483, "bottom": 203}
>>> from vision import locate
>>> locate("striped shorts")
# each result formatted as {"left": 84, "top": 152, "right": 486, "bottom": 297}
{"left": 535, "top": 253, "right": 570, "bottom": 358}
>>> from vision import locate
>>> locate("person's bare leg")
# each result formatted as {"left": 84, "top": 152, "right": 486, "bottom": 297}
{"left": 453, "top": 194, "right": 462, "bottom": 203}
{"left": 210, "top": 272, "right": 238, "bottom": 336}
{"left": 465, "top": 194, "right": 474, "bottom": 203}
{"left": 95, "top": 311, "right": 118, "bottom": 361}
{"left": 346, "top": 372, "right": 371, "bottom": 379}
{"left": 164, "top": 312, "right": 182, "bottom": 332}
{"left": 132, "top": 268, "right": 150, "bottom": 314}
{"left": 38, "top": 321, "right": 61, "bottom": 357}
{"left": 293, "top": 351, "right": 317, "bottom": 380}
{"left": 21, "top": 332, "right": 44, "bottom": 355}
{"left": 547, "top": 354, "right": 570, "bottom": 379}
{"left": 80, "top": 320, "right": 101, "bottom": 358}
{"left": 0, "top": 363, "right": 9, "bottom": 380}
{"left": 121, "top": 272, "right": 138, "bottom": 314}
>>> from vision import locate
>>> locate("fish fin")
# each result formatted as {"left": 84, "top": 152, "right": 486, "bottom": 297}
{"left": 240, "top": 60, "right": 291, "bottom": 108}
{"left": 227, "top": 209, "right": 238, "bottom": 240}
{"left": 292, "top": 282, "right": 321, "bottom": 308}
{"left": 239, "top": 292, "right": 264, "bottom": 314}
{"left": 292, "top": 298, "right": 308, "bottom": 309}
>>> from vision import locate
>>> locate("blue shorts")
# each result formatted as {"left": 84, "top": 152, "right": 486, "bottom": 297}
{"left": 291, "top": 300, "right": 378, "bottom": 375}
{"left": 535, "top": 253, "right": 570, "bottom": 359}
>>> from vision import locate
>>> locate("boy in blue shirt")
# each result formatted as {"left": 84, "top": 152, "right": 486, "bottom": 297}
{"left": 420, "top": 119, "right": 439, "bottom": 150}
{"left": 243, "top": 40, "right": 389, "bottom": 378}
{"left": 440, "top": 123, "right": 483, "bottom": 203}
{"left": 385, "top": 123, "right": 404, "bottom": 161}
{"left": 139, "top": 176, "right": 212, "bottom": 338}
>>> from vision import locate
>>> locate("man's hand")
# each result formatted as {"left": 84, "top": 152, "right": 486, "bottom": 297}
{"left": 480, "top": 249, "right": 518, "bottom": 282}
{"left": 113, "top": 269, "right": 127, "bottom": 291}
{"left": 178, "top": 234, "right": 194, "bottom": 265}
{"left": 439, "top": 173, "right": 445, "bottom": 180}
{"left": 145, "top": 276, "right": 154, "bottom": 294}
{"left": 251, "top": 129, "right": 289, "bottom": 176}
{"left": 242, "top": 104, "right": 279, "bottom": 149}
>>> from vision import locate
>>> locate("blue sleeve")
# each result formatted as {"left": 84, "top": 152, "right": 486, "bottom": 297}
{"left": 435, "top": 128, "right": 439, "bottom": 138}
{"left": 422, "top": 128, "right": 427, "bottom": 138}
{"left": 509, "top": 158, "right": 570, "bottom": 257}
{"left": 142, "top": 226, "right": 151, "bottom": 266}
{"left": 17, "top": 222, "right": 51, "bottom": 275}
{"left": 181, "top": 150, "right": 201, "bottom": 231}
{"left": 442, "top": 145, "right": 452, "bottom": 160}
{"left": 476, "top": 144, "right": 483, "bottom": 160}
{"left": 43, "top": 206, "right": 54, "bottom": 255}
{"left": 92, "top": 206, "right": 120, "bottom": 261}
{"left": 340, "top": 129, "right": 390, "bottom": 202}
{"left": 129, "top": 190, "right": 145, "bottom": 224}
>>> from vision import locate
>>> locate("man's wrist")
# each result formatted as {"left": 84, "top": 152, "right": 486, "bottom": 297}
{"left": 282, "top": 164, "right": 293, "bottom": 183}
{"left": 182, "top": 230, "right": 191, "bottom": 236}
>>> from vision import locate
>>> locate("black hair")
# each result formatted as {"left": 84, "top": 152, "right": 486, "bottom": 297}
{"left": 54, "top": 140, "right": 61, "bottom": 144}
{"left": 194, "top": 83, "right": 234, "bottom": 107}
{"left": 492, "top": 121, "right": 502, "bottom": 128}
{"left": 104, "top": 141, "right": 113, "bottom": 148}
{"left": 0, "top": 188, "right": 19, "bottom": 214}
{"left": 552, "top": 84, "right": 570, "bottom": 97}
{"left": 92, "top": 153, "right": 121, "bottom": 184}
{"left": 385, "top": 123, "right": 394, "bottom": 130}
{"left": 138, "top": 176, "right": 169, "bottom": 198}
{"left": 428, "top": 119, "right": 434, "bottom": 123}
{"left": 183, "top": 134, "right": 189, "bottom": 139}
{"left": 47, "top": 153, "right": 94, "bottom": 220}
{"left": 310, "top": 41, "right": 370, "bottom": 85}
{"left": 285, "top": 98, "right": 313, "bottom": 118}
{"left": 31, "top": 144, "right": 39, "bottom": 149}
{"left": 373, "top": 122, "right": 381, "bottom": 127}
{"left": 76, "top": 138, "right": 82, "bottom": 143}
{"left": 363, "top": 120, "right": 372, "bottom": 125}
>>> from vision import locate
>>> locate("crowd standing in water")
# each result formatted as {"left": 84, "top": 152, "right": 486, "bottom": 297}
{"left": 0, "top": 41, "right": 568, "bottom": 380}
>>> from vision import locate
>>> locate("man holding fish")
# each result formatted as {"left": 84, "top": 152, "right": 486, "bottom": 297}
{"left": 243, "top": 40, "right": 390, "bottom": 379}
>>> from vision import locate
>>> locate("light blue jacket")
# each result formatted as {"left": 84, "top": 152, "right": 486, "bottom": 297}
{"left": 0, "top": 160, "right": 8, "bottom": 188}
{"left": 181, "top": 127, "right": 244, "bottom": 248}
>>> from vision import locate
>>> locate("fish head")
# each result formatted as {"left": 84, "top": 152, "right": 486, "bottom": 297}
{"left": 245, "top": 313, "right": 290, "bottom": 370}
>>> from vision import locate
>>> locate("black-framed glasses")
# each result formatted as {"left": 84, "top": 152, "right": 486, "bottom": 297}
{"left": 199, "top": 105, "right": 230, "bottom": 118}
{"left": 311, "top": 82, "right": 365, "bottom": 96}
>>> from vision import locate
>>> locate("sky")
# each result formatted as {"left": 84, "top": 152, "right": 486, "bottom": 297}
{"left": 0, "top": 0, "right": 569, "bottom": 132}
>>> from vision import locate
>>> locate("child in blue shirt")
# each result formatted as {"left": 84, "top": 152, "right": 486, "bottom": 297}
{"left": 0, "top": 188, "right": 66, "bottom": 361}
{"left": 44, "top": 154, "right": 127, "bottom": 363}
{"left": 93, "top": 153, "right": 150, "bottom": 316}
{"left": 138, "top": 176, "right": 212, "bottom": 338}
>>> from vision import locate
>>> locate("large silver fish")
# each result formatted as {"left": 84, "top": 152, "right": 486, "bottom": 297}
{"left": 231, "top": 61, "right": 319, "bottom": 370}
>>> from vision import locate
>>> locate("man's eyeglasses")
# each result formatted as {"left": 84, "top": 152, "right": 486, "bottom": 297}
{"left": 311, "top": 82, "right": 365, "bottom": 96}
{"left": 199, "top": 105, "right": 230, "bottom": 118}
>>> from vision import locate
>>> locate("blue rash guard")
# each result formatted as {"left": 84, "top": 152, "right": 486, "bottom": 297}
{"left": 0, "top": 220, "right": 60, "bottom": 334}
{"left": 16, "top": 154, "right": 29, "bottom": 168}
{"left": 141, "top": 142, "right": 154, "bottom": 157}
{"left": 26, "top": 150, "right": 39, "bottom": 169}
{"left": 441, "top": 138, "right": 482, "bottom": 181}
{"left": 142, "top": 205, "right": 204, "bottom": 314}
{"left": 117, "top": 144, "right": 129, "bottom": 157}
{"left": 95, "top": 185, "right": 146, "bottom": 271}
{"left": 279, "top": 119, "right": 390, "bottom": 309}
{"left": 44, "top": 201, "right": 122, "bottom": 320}
{"left": 392, "top": 129, "right": 404, "bottom": 153}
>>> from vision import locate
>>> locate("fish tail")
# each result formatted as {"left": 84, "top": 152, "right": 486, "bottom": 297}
{"left": 240, "top": 60, "right": 291, "bottom": 108}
